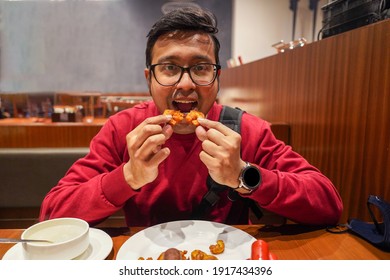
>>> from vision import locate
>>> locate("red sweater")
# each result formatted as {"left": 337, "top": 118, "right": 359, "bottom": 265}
{"left": 40, "top": 101, "right": 342, "bottom": 226}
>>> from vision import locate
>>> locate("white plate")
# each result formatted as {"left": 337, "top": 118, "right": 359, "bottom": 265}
{"left": 116, "top": 220, "right": 256, "bottom": 260}
{"left": 2, "top": 228, "right": 113, "bottom": 260}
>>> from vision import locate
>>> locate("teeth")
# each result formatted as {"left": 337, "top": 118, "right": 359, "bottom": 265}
{"left": 174, "top": 100, "right": 195, "bottom": 104}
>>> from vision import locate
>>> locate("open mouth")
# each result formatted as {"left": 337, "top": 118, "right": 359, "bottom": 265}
{"left": 172, "top": 100, "right": 198, "bottom": 113}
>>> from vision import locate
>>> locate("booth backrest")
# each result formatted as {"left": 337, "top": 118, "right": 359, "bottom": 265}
{"left": 0, "top": 148, "right": 89, "bottom": 207}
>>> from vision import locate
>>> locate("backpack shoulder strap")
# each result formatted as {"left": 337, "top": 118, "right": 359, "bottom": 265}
{"left": 192, "top": 106, "right": 262, "bottom": 221}
{"left": 218, "top": 106, "right": 244, "bottom": 133}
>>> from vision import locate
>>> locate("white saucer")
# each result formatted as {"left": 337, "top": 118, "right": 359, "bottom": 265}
{"left": 2, "top": 228, "right": 113, "bottom": 260}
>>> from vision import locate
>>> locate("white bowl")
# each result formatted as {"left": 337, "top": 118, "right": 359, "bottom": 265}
{"left": 21, "top": 218, "right": 90, "bottom": 260}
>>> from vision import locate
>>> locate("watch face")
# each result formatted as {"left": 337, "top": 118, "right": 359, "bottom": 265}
{"left": 243, "top": 166, "right": 261, "bottom": 189}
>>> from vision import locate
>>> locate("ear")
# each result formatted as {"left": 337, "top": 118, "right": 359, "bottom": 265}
{"left": 144, "top": 68, "right": 151, "bottom": 88}
{"left": 144, "top": 68, "right": 154, "bottom": 96}
{"left": 144, "top": 68, "right": 150, "bottom": 80}
{"left": 216, "top": 69, "right": 221, "bottom": 92}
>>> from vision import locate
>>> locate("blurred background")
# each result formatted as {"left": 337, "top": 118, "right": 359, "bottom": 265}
{"left": 0, "top": 0, "right": 328, "bottom": 93}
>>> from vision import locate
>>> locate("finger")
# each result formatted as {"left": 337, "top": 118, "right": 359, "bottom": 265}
{"left": 131, "top": 115, "right": 171, "bottom": 137}
{"left": 197, "top": 118, "right": 240, "bottom": 149}
{"left": 127, "top": 125, "right": 162, "bottom": 153}
{"left": 198, "top": 150, "right": 219, "bottom": 172}
{"left": 197, "top": 118, "right": 232, "bottom": 136}
{"left": 198, "top": 150, "right": 212, "bottom": 166}
{"left": 195, "top": 120, "right": 230, "bottom": 146}
{"left": 195, "top": 125, "right": 208, "bottom": 142}
{"left": 145, "top": 114, "right": 172, "bottom": 126}
{"left": 149, "top": 147, "right": 171, "bottom": 166}
{"left": 205, "top": 128, "right": 227, "bottom": 143}
{"left": 152, "top": 125, "right": 173, "bottom": 153}
{"left": 201, "top": 138, "right": 222, "bottom": 158}
{"left": 136, "top": 133, "right": 169, "bottom": 160}
{"left": 162, "top": 123, "right": 174, "bottom": 140}
{"left": 127, "top": 115, "right": 171, "bottom": 148}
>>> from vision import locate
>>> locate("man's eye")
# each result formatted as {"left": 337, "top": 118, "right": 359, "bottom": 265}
{"left": 164, "top": 65, "right": 178, "bottom": 71}
{"left": 194, "top": 64, "right": 214, "bottom": 73}
{"left": 193, "top": 65, "right": 206, "bottom": 71}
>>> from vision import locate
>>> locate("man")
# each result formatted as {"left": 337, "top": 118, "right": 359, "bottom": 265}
{"left": 40, "top": 7, "right": 343, "bottom": 227}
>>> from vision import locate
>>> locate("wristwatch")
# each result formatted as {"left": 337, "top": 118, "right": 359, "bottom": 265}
{"left": 236, "top": 162, "right": 261, "bottom": 193}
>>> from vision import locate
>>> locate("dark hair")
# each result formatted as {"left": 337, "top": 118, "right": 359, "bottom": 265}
{"left": 145, "top": 7, "right": 220, "bottom": 67}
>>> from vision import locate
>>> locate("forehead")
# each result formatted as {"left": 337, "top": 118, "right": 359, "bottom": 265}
{"left": 151, "top": 31, "right": 215, "bottom": 63}
{"left": 159, "top": 30, "right": 213, "bottom": 44}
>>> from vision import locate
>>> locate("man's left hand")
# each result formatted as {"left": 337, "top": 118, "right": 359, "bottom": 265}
{"left": 195, "top": 118, "right": 246, "bottom": 188}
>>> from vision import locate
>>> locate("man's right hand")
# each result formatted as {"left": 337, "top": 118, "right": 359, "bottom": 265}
{"left": 123, "top": 114, "right": 173, "bottom": 190}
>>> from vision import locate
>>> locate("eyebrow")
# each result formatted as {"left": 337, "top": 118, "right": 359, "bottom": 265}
{"left": 156, "top": 55, "right": 214, "bottom": 64}
{"left": 156, "top": 55, "right": 178, "bottom": 63}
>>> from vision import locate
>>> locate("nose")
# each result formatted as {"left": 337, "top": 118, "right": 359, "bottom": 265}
{"left": 176, "top": 71, "right": 196, "bottom": 91}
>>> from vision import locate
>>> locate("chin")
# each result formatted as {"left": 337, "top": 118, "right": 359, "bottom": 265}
{"left": 172, "top": 123, "right": 196, "bottom": 134}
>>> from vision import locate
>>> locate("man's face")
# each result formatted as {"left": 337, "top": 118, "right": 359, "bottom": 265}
{"left": 144, "top": 31, "right": 219, "bottom": 134}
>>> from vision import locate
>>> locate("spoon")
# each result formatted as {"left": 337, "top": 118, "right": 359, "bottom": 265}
{"left": 0, "top": 238, "right": 53, "bottom": 243}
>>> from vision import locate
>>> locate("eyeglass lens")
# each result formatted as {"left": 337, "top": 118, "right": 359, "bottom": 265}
{"left": 153, "top": 64, "right": 218, "bottom": 86}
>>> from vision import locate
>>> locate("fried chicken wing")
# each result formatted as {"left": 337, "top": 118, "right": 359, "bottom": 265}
{"left": 185, "top": 110, "right": 205, "bottom": 126}
{"left": 209, "top": 239, "right": 225, "bottom": 254}
{"left": 163, "top": 109, "right": 204, "bottom": 126}
{"left": 191, "top": 249, "right": 218, "bottom": 260}
{"left": 163, "top": 109, "right": 184, "bottom": 126}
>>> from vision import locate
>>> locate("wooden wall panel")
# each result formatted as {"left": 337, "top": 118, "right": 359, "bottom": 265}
{"left": 219, "top": 20, "right": 390, "bottom": 223}
{"left": 0, "top": 121, "right": 103, "bottom": 148}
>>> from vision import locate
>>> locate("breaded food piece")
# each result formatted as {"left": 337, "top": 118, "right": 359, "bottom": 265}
{"left": 209, "top": 240, "right": 225, "bottom": 254}
{"left": 185, "top": 110, "right": 205, "bottom": 126}
{"left": 191, "top": 249, "right": 218, "bottom": 260}
{"left": 163, "top": 109, "right": 184, "bottom": 126}
{"left": 163, "top": 109, "right": 204, "bottom": 126}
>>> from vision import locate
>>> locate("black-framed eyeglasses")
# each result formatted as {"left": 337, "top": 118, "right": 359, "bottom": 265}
{"left": 149, "top": 63, "right": 221, "bottom": 86}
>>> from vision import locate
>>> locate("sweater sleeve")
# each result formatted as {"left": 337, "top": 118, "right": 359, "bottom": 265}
{"left": 39, "top": 116, "right": 137, "bottom": 226}
{"left": 240, "top": 115, "right": 343, "bottom": 225}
